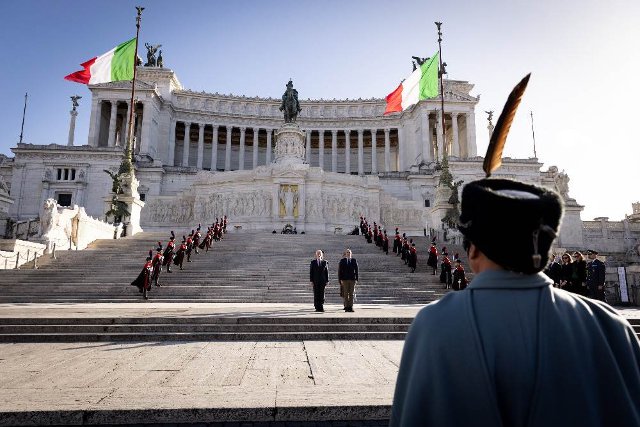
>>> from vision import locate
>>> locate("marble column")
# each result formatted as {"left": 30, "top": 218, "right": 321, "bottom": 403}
{"left": 451, "top": 113, "right": 460, "bottom": 157}
{"left": 266, "top": 129, "right": 273, "bottom": 164}
{"left": 107, "top": 101, "right": 118, "bottom": 147}
{"left": 435, "top": 110, "right": 443, "bottom": 161}
{"left": 306, "top": 130, "right": 312, "bottom": 164}
{"left": 182, "top": 122, "right": 191, "bottom": 167}
{"left": 239, "top": 127, "right": 246, "bottom": 170}
{"left": 67, "top": 109, "right": 78, "bottom": 146}
{"left": 371, "top": 129, "right": 377, "bottom": 174}
{"left": 139, "top": 102, "right": 153, "bottom": 156}
{"left": 252, "top": 128, "right": 259, "bottom": 169}
{"left": 88, "top": 99, "right": 100, "bottom": 146}
{"left": 168, "top": 119, "right": 177, "bottom": 166}
{"left": 384, "top": 128, "right": 391, "bottom": 172}
{"left": 331, "top": 130, "right": 338, "bottom": 172}
{"left": 134, "top": 107, "right": 142, "bottom": 153}
{"left": 466, "top": 112, "right": 477, "bottom": 157}
{"left": 225, "top": 126, "right": 232, "bottom": 171}
{"left": 397, "top": 127, "right": 405, "bottom": 171}
{"left": 357, "top": 129, "right": 364, "bottom": 175}
{"left": 421, "top": 112, "right": 432, "bottom": 162}
{"left": 118, "top": 102, "right": 129, "bottom": 147}
{"left": 211, "top": 125, "right": 219, "bottom": 171}
{"left": 318, "top": 130, "right": 325, "bottom": 169}
{"left": 345, "top": 130, "right": 351, "bottom": 174}
{"left": 196, "top": 123, "right": 204, "bottom": 169}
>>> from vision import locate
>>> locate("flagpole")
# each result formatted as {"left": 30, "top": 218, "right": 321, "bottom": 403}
{"left": 435, "top": 22, "right": 446, "bottom": 164}
{"left": 19, "top": 93, "right": 28, "bottom": 144}
{"left": 530, "top": 110, "right": 538, "bottom": 158}
{"left": 120, "top": 6, "right": 144, "bottom": 175}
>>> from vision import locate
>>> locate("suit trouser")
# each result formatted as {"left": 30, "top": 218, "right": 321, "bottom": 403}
{"left": 313, "top": 283, "right": 326, "bottom": 310}
{"left": 342, "top": 280, "right": 356, "bottom": 309}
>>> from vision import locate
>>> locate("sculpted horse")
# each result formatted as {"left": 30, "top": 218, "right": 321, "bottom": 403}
{"left": 279, "top": 80, "right": 301, "bottom": 123}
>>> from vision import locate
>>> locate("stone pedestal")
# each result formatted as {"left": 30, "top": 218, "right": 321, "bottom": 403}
{"left": 274, "top": 123, "right": 306, "bottom": 166}
{"left": 558, "top": 200, "right": 584, "bottom": 248}
{"left": 119, "top": 196, "right": 145, "bottom": 236}
{"left": 430, "top": 183, "right": 453, "bottom": 228}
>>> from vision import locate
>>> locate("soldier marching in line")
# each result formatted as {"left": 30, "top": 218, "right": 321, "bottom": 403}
{"left": 151, "top": 242, "right": 164, "bottom": 288}
{"left": 162, "top": 232, "right": 176, "bottom": 273}
{"left": 174, "top": 236, "right": 187, "bottom": 270}
{"left": 131, "top": 251, "right": 153, "bottom": 300}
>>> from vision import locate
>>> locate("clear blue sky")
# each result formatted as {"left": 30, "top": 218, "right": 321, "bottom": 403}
{"left": 1, "top": 0, "right": 638, "bottom": 220}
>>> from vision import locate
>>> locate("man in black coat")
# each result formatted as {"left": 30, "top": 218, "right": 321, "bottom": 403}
{"left": 586, "top": 249, "right": 606, "bottom": 301}
{"left": 338, "top": 249, "right": 359, "bottom": 312}
{"left": 309, "top": 249, "right": 329, "bottom": 312}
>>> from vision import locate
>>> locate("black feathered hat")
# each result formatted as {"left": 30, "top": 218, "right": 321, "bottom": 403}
{"left": 458, "top": 178, "right": 563, "bottom": 274}
{"left": 156, "top": 241, "right": 163, "bottom": 252}
{"left": 147, "top": 250, "right": 153, "bottom": 260}
{"left": 170, "top": 230, "right": 175, "bottom": 239}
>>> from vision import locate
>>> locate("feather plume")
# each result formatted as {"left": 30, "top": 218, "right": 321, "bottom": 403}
{"left": 483, "top": 73, "right": 531, "bottom": 177}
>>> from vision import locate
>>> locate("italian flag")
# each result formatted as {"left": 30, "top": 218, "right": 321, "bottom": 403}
{"left": 384, "top": 52, "right": 440, "bottom": 115}
{"left": 65, "top": 38, "right": 136, "bottom": 85}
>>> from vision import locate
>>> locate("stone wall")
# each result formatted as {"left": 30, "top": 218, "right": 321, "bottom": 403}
{"left": 0, "top": 239, "right": 46, "bottom": 270}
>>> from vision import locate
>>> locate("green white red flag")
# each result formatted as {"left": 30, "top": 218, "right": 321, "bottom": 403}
{"left": 384, "top": 52, "right": 440, "bottom": 115}
{"left": 65, "top": 38, "right": 136, "bottom": 84}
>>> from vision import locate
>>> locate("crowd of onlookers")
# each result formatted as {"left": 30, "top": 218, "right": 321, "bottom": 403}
{"left": 543, "top": 249, "right": 607, "bottom": 301}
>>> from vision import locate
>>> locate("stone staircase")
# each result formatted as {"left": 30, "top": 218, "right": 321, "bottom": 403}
{"left": 0, "top": 230, "right": 467, "bottom": 342}
{"left": 0, "top": 231, "right": 463, "bottom": 305}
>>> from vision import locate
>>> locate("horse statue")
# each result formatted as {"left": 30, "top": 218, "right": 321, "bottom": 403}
{"left": 279, "top": 79, "right": 302, "bottom": 123}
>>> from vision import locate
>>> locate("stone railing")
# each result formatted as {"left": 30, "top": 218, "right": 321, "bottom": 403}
{"left": 0, "top": 239, "right": 46, "bottom": 270}
{"left": 39, "top": 199, "right": 120, "bottom": 253}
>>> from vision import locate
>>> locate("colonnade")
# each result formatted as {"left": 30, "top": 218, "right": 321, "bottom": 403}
{"left": 170, "top": 123, "right": 401, "bottom": 174}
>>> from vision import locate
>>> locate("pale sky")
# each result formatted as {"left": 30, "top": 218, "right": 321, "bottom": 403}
{"left": 1, "top": 0, "right": 638, "bottom": 220}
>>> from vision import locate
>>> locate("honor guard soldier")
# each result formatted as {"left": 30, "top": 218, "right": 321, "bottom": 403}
{"left": 131, "top": 251, "right": 153, "bottom": 300}
{"left": 586, "top": 249, "right": 606, "bottom": 301}
{"left": 163, "top": 232, "right": 176, "bottom": 273}
{"left": 151, "top": 242, "right": 164, "bottom": 287}
{"left": 174, "top": 237, "right": 187, "bottom": 270}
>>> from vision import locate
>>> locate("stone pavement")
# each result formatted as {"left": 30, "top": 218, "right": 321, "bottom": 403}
{"left": 1, "top": 302, "right": 640, "bottom": 425}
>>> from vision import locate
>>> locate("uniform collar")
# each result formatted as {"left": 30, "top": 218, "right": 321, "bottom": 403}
{"left": 469, "top": 269, "right": 552, "bottom": 290}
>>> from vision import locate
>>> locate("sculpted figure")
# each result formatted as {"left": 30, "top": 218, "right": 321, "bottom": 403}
{"left": 144, "top": 43, "right": 162, "bottom": 67}
{"left": 279, "top": 80, "right": 302, "bottom": 123}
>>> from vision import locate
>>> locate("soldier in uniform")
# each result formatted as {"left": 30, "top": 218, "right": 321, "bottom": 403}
{"left": 185, "top": 232, "right": 194, "bottom": 262}
{"left": 408, "top": 243, "right": 417, "bottom": 273}
{"left": 162, "top": 231, "right": 176, "bottom": 273}
{"left": 391, "top": 178, "right": 640, "bottom": 426}
{"left": 193, "top": 225, "right": 202, "bottom": 254}
{"left": 394, "top": 230, "right": 401, "bottom": 255}
{"left": 174, "top": 237, "right": 187, "bottom": 270}
{"left": 383, "top": 231, "right": 389, "bottom": 255}
{"left": 131, "top": 251, "right": 153, "bottom": 300}
{"left": 586, "top": 249, "right": 606, "bottom": 301}
{"left": 452, "top": 259, "right": 468, "bottom": 291}
{"left": 427, "top": 243, "right": 438, "bottom": 275}
{"left": 151, "top": 242, "right": 164, "bottom": 288}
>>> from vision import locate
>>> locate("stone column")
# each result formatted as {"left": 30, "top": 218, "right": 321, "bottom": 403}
{"left": 182, "top": 122, "right": 191, "bottom": 167}
{"left": 134, "top": 107, "right": 142, "bottom": 153}
{"left": 197, "top": 123, "right": 205, "bottom": 169}
{"left": 107, "top": 101, "right": 118, "bottom": 147}
{"left": 331, "top": 130, "right": 338, "bottom": 172}
{"left": 397, "top": 127, "right": 405, "bottom": 171}
{"left": 139, "top": 102, "right": 153, "bottom": 156}
{"left": 266, "top": 129, "right": 272, "bottom": 164}
{"left": 120, "top": 101, "right": 130, "bottom": 147}
{"left": 67, "top": 109, "right": 78, "bottom": 146}
{"left": 451, "top": 113, "right": 460, "bottom": 157}
{"left": 384, "top": 128, "right": 391, "bottom": 172}
{"left": 211, "top": 125, "right": 219, "bottom": 171}
{"left": 318, "top": 130, "right": 325, "bottom": 169}
{"left": 345, "top": 130, "right": 351, "bottom": 174}
{"left": 466, "top": 112, "right": 477, "bottom": 157}
{"left": 168, "top": 119, "right": 177, "bottom": 166}
{"left": 225, "top": 125, "right": 233, "bottom": 171}
{"left": 421, "top": 111, "right": 432, "bottom": 162}
{"left": 357, "top": 129, "right": 364, "bottom": 175}
{"left": 87, "top": 99, "right": 100, "bottom": 146}
{"left": 371, "top": 129, "right": 377, "bottom": 174}
{"left": 239, "top": 127, "right": 246, "bottom": 170}
{"left": 435, "top": 110, "right": 443, "bottom": 161}
{"left": 306, "top": 130, "right": 312, "bottom": 164}
{"left": 252, "top": 128, "right": 259, "bottom": 169}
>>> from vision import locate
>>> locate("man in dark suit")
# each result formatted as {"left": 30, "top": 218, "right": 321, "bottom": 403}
{"left": 586, "top": 249, "right": 606, "bottom": 301}
{"left": 338, "top": 248, "right": 359, "bottom": 312}
{"left": 309, "top": 249, "right": 329, "bottom": 312}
